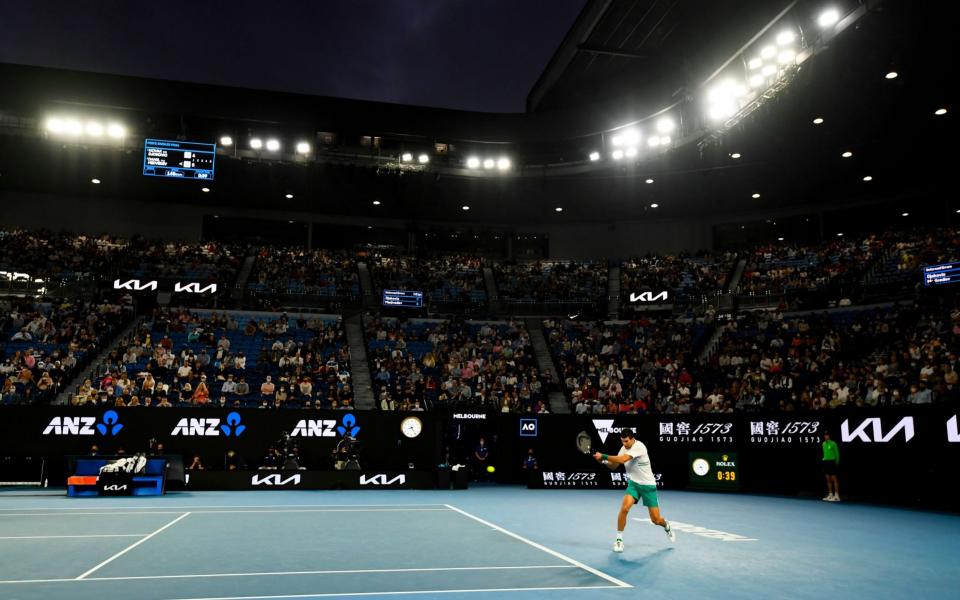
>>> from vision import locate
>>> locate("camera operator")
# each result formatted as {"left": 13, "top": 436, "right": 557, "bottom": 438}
{"left": 333, "top": 434, "right": 360, "bottom": 470}
{"left": 277, "top": 431, "right": 303, "bottom": 470}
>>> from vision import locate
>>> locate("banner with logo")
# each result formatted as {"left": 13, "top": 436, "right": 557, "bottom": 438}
{"left": 185, "top": 470, "right": 435, "bottom": 490}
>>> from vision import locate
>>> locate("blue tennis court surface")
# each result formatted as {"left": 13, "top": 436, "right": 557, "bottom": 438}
{"left": 0, "top": 487, "right": 957, "bottom": 599}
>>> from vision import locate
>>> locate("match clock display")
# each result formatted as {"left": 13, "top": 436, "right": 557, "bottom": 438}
{"left": 400, "top": 416, "right": 423, "bottom": 438}
{"left": 688, "top": 451, "right": 740, "bottom": 491}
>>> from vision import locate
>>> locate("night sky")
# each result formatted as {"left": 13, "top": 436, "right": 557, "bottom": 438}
{"left": 0, "top": 0, "right": 586, "bottom": 113}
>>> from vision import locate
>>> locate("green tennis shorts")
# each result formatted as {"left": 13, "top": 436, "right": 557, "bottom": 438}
{"left": 625, "top": 481, "right": 659, "bottom": 507}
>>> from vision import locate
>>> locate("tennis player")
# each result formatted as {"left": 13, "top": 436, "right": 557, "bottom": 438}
{"left": 594, "top": 428, "right": 675, "bottom": 552}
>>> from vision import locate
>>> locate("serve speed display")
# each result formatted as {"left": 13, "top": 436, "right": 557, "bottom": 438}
{"left": 143, "top": 139, "right": 216, "bottom": 180}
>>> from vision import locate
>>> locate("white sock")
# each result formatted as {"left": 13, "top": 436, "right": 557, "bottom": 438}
{"left": 616, "top": 530, "right": 623, "bottom": 540}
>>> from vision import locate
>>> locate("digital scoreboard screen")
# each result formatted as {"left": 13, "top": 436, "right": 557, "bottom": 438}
{"left": 922, "top": 262, "right": 960, "bottom": 287}
{"left": 143, "top": 139, "right": 216, "bottom": 180}
{"left": 382, "top": 290, "right": 424, "bottom": 308}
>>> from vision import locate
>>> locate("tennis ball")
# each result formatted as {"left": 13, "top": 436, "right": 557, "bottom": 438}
{"left": 486, "top": 465, "right": 495, "bottom": 473}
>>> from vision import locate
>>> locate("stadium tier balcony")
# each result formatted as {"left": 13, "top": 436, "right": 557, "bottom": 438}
{"left": 246, "top": 247, "right": 360, "bottom": 308}
{"left": 494, "top": 260, "right": 607, "bottom": 315}
{"left": 370, "top": 254, "right": 487, "bottom": 312}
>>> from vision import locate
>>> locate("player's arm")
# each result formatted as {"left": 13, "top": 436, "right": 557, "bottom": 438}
{"left": 592, "top": 452, "right": 631, "bottom": 466}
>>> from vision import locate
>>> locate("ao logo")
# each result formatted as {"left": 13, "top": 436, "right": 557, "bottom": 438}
{"left": 171, "top": 412, "right": 246, "bottom": 437}
{"left": 841, "top": 417, "right": 914, "bottom": 443}
{"left": 43, "top": 410, "right": 123, "bottom": 436}
{"left": 520, "top": 418, "right": 538, "bottom": 437}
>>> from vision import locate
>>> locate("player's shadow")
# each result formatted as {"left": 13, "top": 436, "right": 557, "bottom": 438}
{"left": 609, "top": 546, "right": 674, "bottom": 569}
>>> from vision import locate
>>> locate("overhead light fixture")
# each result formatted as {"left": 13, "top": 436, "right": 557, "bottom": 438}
{"left": 45, "top": 117, "right": 64, "bottom": 133}
{"left": 401, "top": 152, "right": 413, "bottom": 162}
{"left": 935, "top": 108, "right": 947, "bottom": 116}
{"left": 250, "top": 138, "right": 263, "bottom": 150}
{"left": 621, "top": 128, "right": 640, "bottom": 146}
{"left": 901, "top": 212, "right": 909, "bottom": 217}
{"left": 461, "top": 205, "right": 470, "bottom": 211}
{"left": 837, "top": 233, "right": 844, "bottom": 237}
{"left": 812, "top": 117, "right": 824, "bottom": 125}
{"left": 612, "top": 149, "right": 624, "bottom": 160}
{"left": 625, "top": 147, "right": 638, "bottom": 158}
{"left": 611, "top": 134, "right": 622, "bottom": 147}
{"left": 731, "top": 152, "right": 742, "bottom": 159}
{"left": 220, "top": 136, "right": 233, "bottom": 147}
{"left": 265, "top": 139, "right": 280, "bottom": 152}
{"left": 777, "top": 49, "right": 796, "bottom": 65}
{"left": 885, "top": 71, "right": 898, "bottom": 80}
{"left": 761, "top": 64, "right": 778, "bottom": 77}
{"left": 760, "top": 46, "right": 776, "bottom": 60}
{"left": 648, "top": 136, "right": 661, "bottom": 148}
{"left": 660, "top": 136, "right": 671, "bottom": 145}
{"left": 752, "top": 193, "right": 761, "bottom": 199}
{"left": 555, "top": 207, "right": 563, "bottom": 212}
{"left": 418, "top": 154, "right": 429, "bottom": 164}
{"left": 748, "top": 57, "right": 763, "bottom": 70}
{"left": 483, "top": 158, "right": 495, "bottom": 169}
{"left": 91, "top": 178, "right": 101, "bottom": 184}
{"left": 285, "top": 193, "right": 294, "bottom": 199}
{"left": 818, "top": 8, "right": 840, "bottom": 28}
{"left": 650, "top": 203, "right": 659, "bottom": 208}
{"left": 776, "top": 30, "right": 796, "bottom": 46}
{"left": 778, "top": 237, "right": 785, "bottom": 241}
{"left": 372, "top": 200, "right": 381, "bottom": 206}
{"left": 645, "top": 178, "right": 654, "bottom": 184}
{"left": 589, "top": 151, "right": 600, "bottom": 161}
{"left": 466, "top": 156, "right": 480, "bottom": 169}
{"left": 106, "top": 123, "right": 125, "bottom": 139}
{"left": 497, "top": 157, "right": 511, "bottom": 171}
{"left": 64, "top": 119, "right": 82, "bottom": 135}
{"left": 842, "top": 151, "right": 853, "bottom": 158}
{"left": 201, "top": 187, "right": 210, "bottom": 193}
{"left": 296, "top": 142, "right": 311, "bottom": 155}
{"left": 749, "top": 74, "right": 766, "bottom": 88}
{"left": 862, "top": 175, "right": 873, "bottom": 181}
{"left": 655, "top": 118, "right": 675, "bottom": 134}
{"left": 85, "top": 122, "right": 104, "bottom": 137}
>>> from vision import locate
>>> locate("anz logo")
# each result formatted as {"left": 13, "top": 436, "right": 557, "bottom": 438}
{"left": 291, "top": 419, "right": 337, "bottom": 437}
{"left": 336, "top": 414, "right": 361, "bottom": 437}
{"left": 43, "top": 410, "right": 124, "bottom": 436}
{"left": 629, "top": 291, "right": 669, "bottom": 303}
{"left": 171, "top": 412, "right": 246, "bottom": 437}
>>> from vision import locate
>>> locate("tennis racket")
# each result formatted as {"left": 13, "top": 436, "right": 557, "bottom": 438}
{"left": 575, "top": 431, "right": 594, "bottom": 455}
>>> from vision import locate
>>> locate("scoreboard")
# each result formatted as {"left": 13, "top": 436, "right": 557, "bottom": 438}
{"left": 688, "top": 451, "right": 739, "bottom": 491}
{"left": 143, "top": 139, "right": 216, "bottom": 180}
{"left": 382, "top": 290, "right": 424, "bottom": 308}
{"left": 922, "top": 262, "right": 960, "bottom": 287}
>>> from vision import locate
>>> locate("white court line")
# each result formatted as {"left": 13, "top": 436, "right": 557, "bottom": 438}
{"left": 0, "top": 508, "right": 452, "bottom": 517}
{"left": 0, "top": 565, "right": 576, "bottom": 585}
{"left": 163, "top": 586, "right": 621, "bottom": 600}
{"left": 633, "top": 517, "right": 758, "bottom": 541}
{"left": 444, "top": 504, "right": 631, "bottom": 589}
{"left": 0, "top": 534, "right": 146, "bottom": 540}
{"left": 0, "top": 503, "right": 448, "bottom": 512}
{"left": 75, "top": 512, "right": 191, "bottom": 580}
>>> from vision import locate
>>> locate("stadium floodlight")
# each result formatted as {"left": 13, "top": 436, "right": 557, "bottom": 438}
{"left": 372, "top": 200, "right": 381, "bottom": 205}
{"left": 589, "top": 151, "right": 600, "bottom": 161}
{"left": 612, "top": 149, "right": 624, "bottom": 160}
{"left": 650, "top": 203, "right": 659, "bottom": 208}
{"left": 901, "top": 212, "right": 909, "bottom": 217}
{"left": 555, "top": 207, "right": 563, "bottom": 212}
{"left": 761, "top": 64, "right": 778, "bottom": 77}
{"left": 837, "top": 232, "right": 844, "bottom": 237}
{"left": 776, "top": 30, "right": 796, "bottom": 46}
{"left": 752, "top": 193, "right": 761, "bottom": 198}
{"left": 497, "top": 157, "right": 511, "bottom": 171}
{"left": 648, "top": 136, "right": 661, "bottom": 148}
{"left": 462, "top": 205, "right": 470, "bottom": 211}
{"left": 45, "top": 117, "right": 64, "bottom": 133}
{"left": 611, "top": 134, "right": 623, "bottom": 147}
{"left": 105, "top": 123, "right": 125, "bottom": 138}
{"left": 85, "top": 122, "right": 104, "bottom": 137}
{"left": 749, "top": 74, "right": 766, "bottom": 88}
{"left": 201, "top": 187, "right": 210, "bottom": 193}
{"left": 401, "top": 152, "right": 413, "bottom": 162}
{"left": 885, "top": 71, "right": 898, "bottom": 80}
{"left": 748, "top": 57, "right": 763, "bottom": 70}
{"left": 656, "top": 118, "right": 675, "bottom": 134}
{"left": 660, "top": 136, "right": 671, "bottom": 145}
{"left": 296, "top": 142, "right": 311, "bottom": 155}
{"left": 418, "top": 154, "right": 429, "bottom": 164}
{"left": 64, "top": 119, "right": 83, "bottom": 135}
{"left": 645, "top": 178, "right": 655, "bottom": 184}
{"left": 731, "top": 152, "right": 742, "bottom": 159}
{"left": 812, "top": 117, "right": 824, "bottom": 124}
{"left": 935, "top": 108, "right": 948, "bottom": 116}
{"left": 483, "top": 158, "right": 495, "bottom": 169}
{"left": 250, "top": 138, "right": 263, "bottom": 149}
{"left": 625, "top": 147, "right": 638, "bottom": 158}
{"left": 220, "top": 136, "right": 233, "bottom": 147}
{"left": 778, "top": 49, "right": 796, "bottom": 65}
{"left": 285, "top": 193, "right": 294, "bottom": 199}
{"left": 842, "top": 151, "right": 853, "bottom": 158}
{"left": 760, "top": 46, "right": 776, "bottom": 60}
{"left": 778, "top": 237, "right": 785, "bottom": 241}
{"left": 91, "top": 178, "right": 101, "bottom": 184}
{"left": 466, "top": 156, "right": 480, "bottom": 168}
{"left": 818, "top": 8, "right": 840, "bottom": 28}
{"left": 621, "top": 128, "right": 640, "bottom": 146}
{"left": 266, "top": 139, "right": 280, "bottom": 152}
{"left": 863, "top": 176, "right": 873, "bottom": 181}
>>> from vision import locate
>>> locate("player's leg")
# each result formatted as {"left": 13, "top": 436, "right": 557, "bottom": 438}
{"left": 642, "top": 486, "right": 675, "bottom": 542}
{"left": 614, "top": 493, "right": 636, "bottom": 552}
{"left": 829, "top": 474, "right": 840, "bottom": 501}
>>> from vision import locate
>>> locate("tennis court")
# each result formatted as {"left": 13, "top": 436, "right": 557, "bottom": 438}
{"left": 1, "top": 488, "right": 957, "bottom": 599}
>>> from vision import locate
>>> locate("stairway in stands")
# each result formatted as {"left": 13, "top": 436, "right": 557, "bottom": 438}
{"left": 524, "top": 318, "right": 569, "bottom": 414}
{"left": 482, "top": 265, "right": 501, "bottom": 314}
{"left": 357, "top": 262, "right": 377, "bottom": 309}
{"left": 607, "top": 262, "right": 621, "bottom": 317}
{"left": 344, "top": 314, "right": 376, "bottom": 409}
{"left": 231, "top": 251, "right": 258, "bottom": 304}
{"left": 54, "top": 317, "right": 145, "bottom": 405}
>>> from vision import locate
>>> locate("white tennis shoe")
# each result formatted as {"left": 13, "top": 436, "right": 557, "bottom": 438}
{"left": 613, "top": 539, "right": 624, "bottom": 553}
{"left": 664, "top": 521, "right": 676, "bottom": 543}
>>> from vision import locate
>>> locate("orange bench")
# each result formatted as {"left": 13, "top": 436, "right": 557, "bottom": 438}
{"left": 67, "top": 475, "right": 98, "bottom": 486}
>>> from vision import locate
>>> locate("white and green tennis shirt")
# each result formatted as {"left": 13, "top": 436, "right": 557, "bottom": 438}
{"left": 620, "top": 441, "right": 656, "bottom": 486}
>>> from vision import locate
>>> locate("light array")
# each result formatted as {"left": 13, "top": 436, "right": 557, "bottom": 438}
{"left": 465, "top": 155, "right": 512, "bottom": 172}
{"left": 607, "top": 117, "right": 674, "bottom": 161}
{"left": 45, "top": 116, "right": 126, "bottom": 140}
